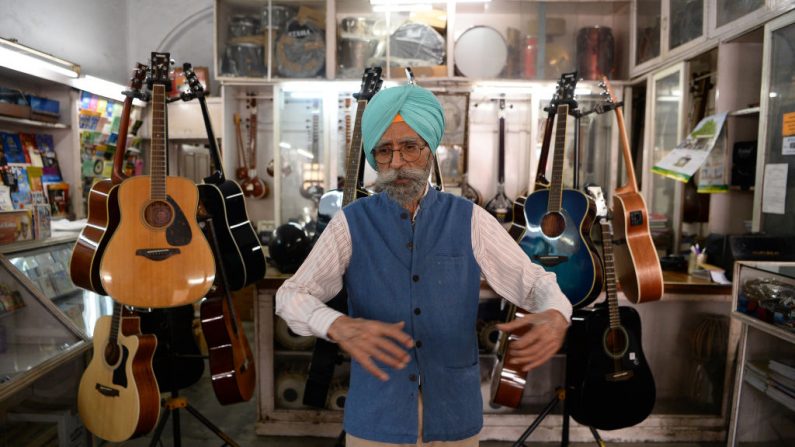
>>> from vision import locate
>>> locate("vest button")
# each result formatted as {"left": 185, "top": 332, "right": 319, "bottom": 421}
{"left": 400, "top": 212, "right": 408, "bottom": 219}
{"left": 412, "top": 275, "right": 419, "bottom": 282}
{"left": 415, "top": 340, "right": 423, "bottom": 348}
{"left": 406, "top": 242, "right": 413, "bottom": 249}
{"left": 414, "top": 307, "right": 421, "bottom": 315}
{"left": 409, "top": 374, "right": 418, "bottom": 382}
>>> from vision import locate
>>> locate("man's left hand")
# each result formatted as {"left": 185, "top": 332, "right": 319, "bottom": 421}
{"left": 495, "top": 309, "right": 569, "bottom": 372}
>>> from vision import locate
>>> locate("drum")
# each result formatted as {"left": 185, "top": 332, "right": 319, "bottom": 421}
{"left": 228, "top": 14, "right": 258, "bottom": 37}
{"left": 222, "top": 42, "right": 266, "bottom": 77}
{"left": 454, "top": 26, "right": 507, "bottom": 78}
{"left": 275, "top": 20, "right": 325, "bottom": 77}
{"left": 576, "top": 26, "right": 615, "bottom": 80}
{"left": 339, "top": 37, "right": 380, "bottom": 75}
{"left": 389, "top": 22, "right": 445, "bottom": 66}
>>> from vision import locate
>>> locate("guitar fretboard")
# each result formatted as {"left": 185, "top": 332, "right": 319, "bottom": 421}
{"left": 109, "top": 301, "right": 122, "bottom": 347}
{"left": 600, "top": 220, "right": 620, "bottom": 329}
{"left": 548, "top": 104, "right": 569, "bottom": 212}
{"left": 150, "top": 84, "right": 167, "bottom": 201}
{"left": 342, "top": 99, "right": 367, "bottom": 205}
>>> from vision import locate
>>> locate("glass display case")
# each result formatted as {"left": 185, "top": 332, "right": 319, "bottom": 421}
{"left": 1, "top": 237, "right": 113, "bottom": 339}
{"left": 634, "top": 0, "right": 662, "bottom": 67}
{"left": 216, "top": 0, "right": 328, "bottom": 80}
{"left": 0, "top": 248, "right": 88, "bottom": 401}
{"left": 729, "top": 261, "right": 795, "bottom": 445}
{"left": 645, "top": 63, "right": 686, "bottom": 255}
{"left": 754, "top": 10, "right": 795, "bottom": 235}
{"left": 668, "top": 0, "right": 706, "bottom": 51}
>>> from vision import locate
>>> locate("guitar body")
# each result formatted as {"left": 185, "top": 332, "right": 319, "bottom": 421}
{"left": 78, "top": 315, "right": 159, "bottom": 442}
{"left": 566, "top": 306, "right": 656, "bottom": 430}
{"left": 519, "top": 189, "right": 602, "bottom": 308}
{"left": 70, "top": 180, "right": 120, "bottom": 295}
{"left": 99, "top": 175, "right": 215, "bottom": 307}
{"left": 198, "top": 181, "right": 265, "bottom": 290}
{"left": 200, "top": 291, "right": 256, "bottom": 404}
{"left": 139, "top": 305, "right": 206, "bottom": 392}
{"left": 508, "top": 195, "right": 528, "bottom": 241}
{"left": 490, "top": 306, "right": 531, "bottom": 407}
{"left": 613, "top": 191, "right": 664, "bottom": 303}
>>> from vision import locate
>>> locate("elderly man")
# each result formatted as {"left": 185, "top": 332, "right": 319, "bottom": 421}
{"left": 276, "top": 83, "right": 572, "bottom": 446}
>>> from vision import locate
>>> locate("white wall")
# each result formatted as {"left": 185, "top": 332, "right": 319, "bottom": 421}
{"left": 0, "top": 0, "right": 215, "bottom": 87}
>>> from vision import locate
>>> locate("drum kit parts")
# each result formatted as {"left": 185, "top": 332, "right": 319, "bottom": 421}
{"left": 222, "top": 4, "right": 326, "bottom": 78}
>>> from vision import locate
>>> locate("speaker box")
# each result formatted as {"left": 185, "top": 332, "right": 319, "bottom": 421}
{"left": 706, "top": 233, "right": 795, "bottom": 281}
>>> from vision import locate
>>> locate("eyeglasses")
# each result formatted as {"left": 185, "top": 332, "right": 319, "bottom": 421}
{"left": 373, "top": 141, "right": 427, "bottom": 164}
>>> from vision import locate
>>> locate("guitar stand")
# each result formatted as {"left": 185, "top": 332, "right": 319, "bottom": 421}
{"left": 510, "top": 387, "right": 604, "bottom": 447}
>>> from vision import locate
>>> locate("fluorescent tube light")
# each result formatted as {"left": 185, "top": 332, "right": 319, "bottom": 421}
{"left": 0, "top": 37, "right": 80, "bottom": 79}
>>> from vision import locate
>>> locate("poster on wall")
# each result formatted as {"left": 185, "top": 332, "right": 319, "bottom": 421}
{"left": 652, "top": 112, "right": 728, "bottom": 184}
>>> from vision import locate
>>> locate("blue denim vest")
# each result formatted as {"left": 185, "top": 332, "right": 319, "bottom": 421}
{"left": 342, "top": 187, "right": 483, "bottom": 443}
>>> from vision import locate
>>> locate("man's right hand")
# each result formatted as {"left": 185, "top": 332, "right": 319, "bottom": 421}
{"left": 327, "top": 316, "right": 414, "bottom": 381}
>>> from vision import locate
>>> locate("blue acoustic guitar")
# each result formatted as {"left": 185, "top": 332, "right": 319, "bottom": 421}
{"left": 515, "top": 74, "right": 603, "bottom": 308}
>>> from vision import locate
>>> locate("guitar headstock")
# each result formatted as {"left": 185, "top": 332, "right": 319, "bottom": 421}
{"left": 148, "top": 52, "right": 171, "bottom": 89}
{"left": 130, "top": 63, "right": 147, "bottom": 91}
{"left": 599, "top": 76, "right": 618, "bottom": 104}
{"left": 182, "top": 62, "right": 204, "bottom": 97}
{"left": 549, "top": 71, "right": 579, "bottom": 111}
{"left": 586, "top": 185, "right": 609, "bottom": 221}
{"left": 353, "top": 66, "right": 383, "bottom": 101}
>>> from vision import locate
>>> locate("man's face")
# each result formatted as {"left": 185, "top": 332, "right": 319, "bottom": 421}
{"left": 373, "top": 122, "right": 432, "bottom": 207}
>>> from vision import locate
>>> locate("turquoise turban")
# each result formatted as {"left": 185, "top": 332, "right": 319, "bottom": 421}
{"left": 361, "top": 84, "right": 445, "bottom": 169}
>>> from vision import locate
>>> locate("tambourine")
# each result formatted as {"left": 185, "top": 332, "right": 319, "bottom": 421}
{"left": 275, "top": 20, "right": 325, "bottom": 77}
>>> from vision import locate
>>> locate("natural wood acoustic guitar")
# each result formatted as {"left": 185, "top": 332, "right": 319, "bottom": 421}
{"left": 600, "top": 78, "right": 663, "bottom": 303}
{"left": 78, "top": 303, "right": 160, "bottom": 442}
{"left": 70, "top": 63, "right": 146, "bottom": 295}
{"left": 99, "top": 52, "right": 215, "bottom": 307}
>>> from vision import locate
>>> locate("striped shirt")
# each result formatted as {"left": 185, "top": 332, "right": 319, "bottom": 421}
{"left": 275, "top": 202, "right": 572, "bottom": 339}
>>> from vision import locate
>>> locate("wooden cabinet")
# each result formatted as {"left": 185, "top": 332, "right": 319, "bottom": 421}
{"left": 728, "top": 261, "right": 795, "bottom": 445}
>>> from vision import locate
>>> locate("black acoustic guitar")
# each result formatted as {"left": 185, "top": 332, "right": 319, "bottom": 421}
{"left": 566, "top": 188, "right": 656, "bottom": 430}
{"left": 184, "top": 63, "right": 266, "bottom": 291}
{"left": 484, "top": 97, "right": 513, "bottom": 224}
{"left": 305, "top": 67, "right": 382, "bottom": 409}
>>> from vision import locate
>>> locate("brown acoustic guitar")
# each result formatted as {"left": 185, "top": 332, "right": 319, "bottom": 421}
{"left": 70, "top": 63, "right": 147, "bottom": 295}
{"left": 199, "top": 217, "right": 256, "bottom": 405}
{"left": 78, "top": 303, "right": 160, "bottom": 442}
{"left": 601, "top": 77, "right": 663, "bottom": 303}
{"left": 99, "top": 52, "right": 215, "bottom": 308}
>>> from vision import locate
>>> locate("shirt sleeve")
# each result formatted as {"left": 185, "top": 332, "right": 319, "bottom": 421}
{"left": 274, "top": 212, "right": 352, "bottom": 339}
{"left": 471, "top": 205, "right": 573, "bottom": 321}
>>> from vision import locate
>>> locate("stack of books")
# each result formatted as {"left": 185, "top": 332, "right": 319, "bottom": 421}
{"left": 744, "top": 358, "right": 795, "bottom": 412}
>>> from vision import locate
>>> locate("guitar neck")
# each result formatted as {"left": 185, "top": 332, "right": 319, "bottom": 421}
{"left": 197, "top": 92, "right": 226, "bottom": 183}
{"left": 109, "top": 301, "right": 123, "bottom": 347}
{"left": 497, "top": 114, "right": 506, "bottom": 183}
{"left": 614, "top": 103, "right": 638, "bottom": 193}
{"left": 599, "top": 220, "right": 620, "bottom": 329}
{"left": 112, "top": 95, "right": 134, "bottom": 184}
{"left": 534, "top": 113, "right": 555, "bottom": 191}
{"left": 343, "top": 99, "right": 367, "bottom": 205}
{"left": 150, "top": 84, "right": 168, "bottom": 201}
{"left": 548, "top": 105, "right": 568, "bottom": 212}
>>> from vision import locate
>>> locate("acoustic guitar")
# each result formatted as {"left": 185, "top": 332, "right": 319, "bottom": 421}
{"left": 78, "top": 303, "right": 160, "bottom": 442}
{"left": 70, "top": 63, "right": 147, "bottom": 295}
{"left": 200, "top": 217, "right": 256, "bottom": 405}
{"left": 99, "top": 52, "right": 215, "bottom": 308}
{"left": 305, "top": 67, "right": 382, "bottom": 408}
{"left": 508, "top": 73, "right": 568, "bottom": 242}
{"left": 566, "top": 187, "right": 656, "bottom": 430}
{"left": 601, "top": 78, "right": 663, "bottom": 303}
{"left": 516, "top": 73, "right": 603, "bottom": 308}
{"left": 183, "top": 63, "right": 266, "bottom": 291}
{"left": 484, "top": 97, "right": 513, "bottom": 224}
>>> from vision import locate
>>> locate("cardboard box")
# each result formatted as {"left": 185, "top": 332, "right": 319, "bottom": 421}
{"left": 0, "top": 102, "right": 30, "bottom": 119}
{"left": 0, "top": 209, "right": 33, "bottom": 244}
{"left": 389, "top": 65, "right": 448, "bottom": 79}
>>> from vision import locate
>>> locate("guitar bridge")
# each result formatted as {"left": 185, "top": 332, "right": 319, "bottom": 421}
{"left": 136, "top": 248, "right": 181, "bottom": 261}
{"left": 95, "top": 383, "right": 120, "bottom": 397}
{"left": 533, "top": 255, "right": 568, "bottom": 267}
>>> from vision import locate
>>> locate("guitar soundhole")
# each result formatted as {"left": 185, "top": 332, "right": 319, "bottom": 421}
{"left": 104, "top": 342, "right": 121, "bottom": 366}
{"left": 335, "top": 395, "right": 346, "bottom": 409}
{"left": 283, "top": 388, "right": 299, "bottom": 403}
{"left": 603, "top": 327, "right": 629, "bottom": 359}
{"left": 540, "top": 212, "right": 565, "bottom": 238}
{"left": 144, "top": 200, "right": 174, "bottom": 228}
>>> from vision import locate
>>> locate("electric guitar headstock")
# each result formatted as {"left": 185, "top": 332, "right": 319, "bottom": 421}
{"left": 594, "top": 76, "right": 622, "bottom": 115}
{"left": 130, "top": 63, "right": 148, "bottom": 93}
{"left": 183, "top": 62, "right": 204, "bottom": 98}
{"left": 353, "top": 66, "right": 383, "bottom": 102}
{"left": 586, "top": 184, "right": 609, "bottom": 223}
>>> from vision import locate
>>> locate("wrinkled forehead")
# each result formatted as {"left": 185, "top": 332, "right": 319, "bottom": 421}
{"left": 376, "top": 122, "right": 423, "bottom": 146}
